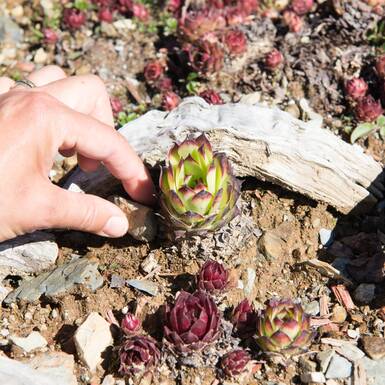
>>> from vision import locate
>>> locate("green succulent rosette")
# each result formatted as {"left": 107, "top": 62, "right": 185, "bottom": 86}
{"left": 159, "top": 134, "right": 241, "bottom": 237}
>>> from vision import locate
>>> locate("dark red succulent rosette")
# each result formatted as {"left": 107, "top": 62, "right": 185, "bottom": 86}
{"left": 144, "top": 60, "right": 164, "bottom": 83}
{"left": 164, "top": 290, "right": 221, "bottom": 353}
{"left": 232, "top": 299, "right": 257, "bottom": 338}
{"left": 187, "top": 40, "right": 224, "bottom": 74}
{"left": 221, "top": 349, "right": 251, "bottom": 377}
{"left": 224, "top": 29, "right": 247, "bottom": 56}
{"left": 291, "top": 0, "right": 314, "bottom": 15}
{"left": 197, "top": 259, "right": 229, "bottom": 292}
{"left": 119, "top": 335, "right": 160, "bottom": 375}
{"left": 63, "top": 8, "right": 87, "bottom": 29}
{"left": 345, "top": 78, "right": 368, "bottom": 101}
{"left": 355, "top": 95, "right": 383, "bottom": 123}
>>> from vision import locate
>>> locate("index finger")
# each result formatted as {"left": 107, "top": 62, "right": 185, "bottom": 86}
{"left": 54, "top": 98, "right": 156, "bottom": 205}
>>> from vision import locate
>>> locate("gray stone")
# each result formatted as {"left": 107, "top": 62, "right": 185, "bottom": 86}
{"left": 74, "top": 312, "right": 113, "bottom": 372}
{"left": 336, "top": 343, "right": 365, "bottom": 362}
{"left": 0, "top": 11, "right": 23, "bottom": 44}
{"left": 299, "top": 356, "right": 317, "bottom": 372}
{"left": 316, "top": 350, "right": 335, "bottom": 373}
{"left": 300, "top": 372, "right": 326, "bottom": 383}
{"left": 304, "top": 301, "right": 320, "bottom": 316}
{"left": 319, "top": 229, "right": 334, "bottom": 247}
{"left": 10, "top": 331, "right": 47, "bottom": 353}
{"left": 353, "top": 284, "right": 376, "bottom": 304}
{"left": 325, "top": 355, "right": 352, "bottom": 379}
{"left": 4, "top": 257, "right": 103, "bottom": 303}
{"left": 361, "top": 336, "right": 385, "bottom": 360}
{"left": 112, "top": 196, "right": 157, "bottom": 242}
{"left": 258, "top": 231, "right": 286, "bottom": 261}
{"left": 360, "top": 357, "right": 385, "bottom": 385}
{"left": 0, "top": 352, "right": 77, "bottom": 385}
{"left": 0, "top": 232, "right": 58, "bottom": 280}
{"left": 126, "top": 279, "right": 159, "bottom": 296}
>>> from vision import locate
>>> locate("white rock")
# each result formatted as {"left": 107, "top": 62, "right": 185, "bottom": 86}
{"left": 319, "top": 228, "right": 333, "bottom": 246}
{"left": 10, "top": 331, "right": 47, "bottom": 353}
{"left": 325, "top": 354, "right": 352, "bottom": 379}
{"left": 337, "top": 343, "right": 365, "bottom": 362}
{"left": 300, "top": 372, "right": 326, "bottom": 383}
{"left": 102, "top": 374, "right": 115, "bottom": 385}
{"left": 0, "top": 352, "right": 77, "bottom": 385}
{"left": 316, "top": 350, "right": 335, "bottom": 373}
{"left": 74, "top": 312, "right": 113, "bottom": 372}
{"left": 0, "top": 231, "right": 58, "bottom": 279}
{"left": 34, "top": 48, "right": 48, "bottom": 64}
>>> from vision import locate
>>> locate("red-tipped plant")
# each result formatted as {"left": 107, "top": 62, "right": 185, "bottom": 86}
{"left": 156, "top": 77, "right": 173, "bottom": 92}
{"left": 63, "top": 8, "right": 87, "bottom": 29}
{"left": 255, "top": 299, "right": 314, "bottom": 353}
{"left": 179, "top": 9, "right": 226, "bottom": 41}
{"left": 265, "top": 49, "right": 284, "bottom": 71}
{"left": 121, "top": 313, "right": 141, "bottom": 335}
{"left": 119, "top": 335, "right": 160, "bottom": 375}
{"left": 199, "top": 89, "right": 224, "bottom": 104}
{"left": 43, "top": 28, "right": 58, "bottom": 44}
{"left": 110, "top": 97, "right": 123, "bottom": 115}
{"left": 162, "top": 91, "right": 181, "bottom": 111}
{"left": 197, "top": 259, "right": 229, "bottom": 292}
{"left": 291, "top": 0, "right": 313, "bottom": 15}
{"left": 132, "top": 2, "right": 150, "bottom": 22}
{"left": 355, "top": 95, "right": 383, "bottom": 122}
{"left": 98, "top": 7, "right": 114, "bottom": 22}
{"left": 187, "top": 40, "right": 224, "bottom": 74}
{"left": 224, "top": 29, "right": 247, "bottom": 56}
{"left": 144, "top": 60, "right": 164, "bottom": 83}
{"left": 221, "top": 349, "right": 251, "bottom": 377}
{"left": 283, "top": 10, "right": 303, "bottom": 32}
{"left": 232, "top": 299, "right": 257, "bottom": 338}
{"left": 164, "top": 291, "right": 221, "bottom": 353}
{"left": 345, "top": 78, "right": 368, "bottom": 100}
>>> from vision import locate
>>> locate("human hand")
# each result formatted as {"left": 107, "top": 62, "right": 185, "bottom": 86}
{"left": 0, "top": 66, "right": 155, "bottom": 242}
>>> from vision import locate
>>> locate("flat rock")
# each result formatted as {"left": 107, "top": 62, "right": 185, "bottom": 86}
{"left": 300, "top": 372, "right": 326, "bottom": 383}
{"left": 353, "top": 283, "right": 376, "bottom": 304}
{"left": 319, "top": 228, "right": 334, "bottom": 247}
{"left": 0, "top": 231, "right": 58, "bottom": 280}
{"left": 316, "top": 350, "right": 335, "bottom": 373}
{"left": 325, "top": 354, "right": 352, "bottom": 379}
{"left": 112, "top": 196, "right": 157, "bottom": 242}
{"left": 10, "top": 331, "right": 47, "bottom": 353}
{"left": 336, "top": 343, "right": 365, "bottom": 362}
{"left": 257, "top": 230, "right": 286, "bottom": 261}
{"left": 0, "top": 352, "right": 77, "bottom": 385}
{"left": 102, "top": 375, "right": 116, "bottom": 385}
{"left": 74, "top": 312, "right": 113, "bottom": 372}
{"left": 361, "top": 336, "right": 385, "bottom": 360}
{"left": 360, "top": 357, "right": 385, "bottom": 385}
{"left": 4, "top": 257, "right": 103, "bottom": 304}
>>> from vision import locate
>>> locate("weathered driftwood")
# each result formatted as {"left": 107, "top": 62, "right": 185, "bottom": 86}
{"left": 64, "top": 97, "right": 384, "bottom": 214}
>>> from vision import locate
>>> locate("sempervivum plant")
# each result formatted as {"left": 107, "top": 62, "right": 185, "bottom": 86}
{"left": 355, "top": 95, "right": 383, "bottom": 122}
{"left": 290, "top": 0, "right": 313, "bottom": 15}
{"left": 121, "top": 313, "right": 141, "bottom": 335}
{"left": 221, "top": 349, "right": 251, "bottom": 377}
{"left": 164, "top": 290, "right": 221, "bottom": 353}
{"left": 232, "top": 299, "right": 257, "bottom": 338}
{"left": 197, "top": 259, "right": 229, "bottom": 292}
{"left": 187, "top": 40, "right": 224, "bottom": 74}
{"left": 345, "top": 78, "right": 368, "bottom": 101}
{"left": 159, "top": 134, "right": 241, "bottom": 236}
{"left": 119, "top": 335, "right": 160, "bottom": 376}
{"left": 199, "top": 89, "right": 224, "bottom": 105}
{"left": 255, "top": 299, "right": 313, "bottom": 353}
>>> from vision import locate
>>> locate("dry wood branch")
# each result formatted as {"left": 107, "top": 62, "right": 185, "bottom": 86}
{"left": 64, "top": 97, "right": 384, "bottom": 214}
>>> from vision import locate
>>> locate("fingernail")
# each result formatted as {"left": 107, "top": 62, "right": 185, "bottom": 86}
{"left": 101, "top": 216, "right": 128, "bottom": 237}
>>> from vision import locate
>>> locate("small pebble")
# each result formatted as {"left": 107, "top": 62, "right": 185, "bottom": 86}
{"left": 354, "top": 284, "right": 375, "bottom": 304}
{"left": 331, "top": 305, "right": 347, "bottom": 323}
{"left": 121, "top": 306, "right": 128, "bottom": 315}
{"left": 300, "top": 372, "right": 326, "bottom": 383}
{"left": 50, "top": 309, "right": 58, "bottom": 319}
{"left": 319, "top": 228, "right": 333, "bottom": 246}
{"left": 304, "top": 301, "right": 320, "bottom": 316}
{"left": 34, "top": 48, "right": 48, "bottom": 64}
{"left": 0, "top": 329, "right": 9, "bottom": 337}
{"left": 316, "top": 350, "right": 335, "bottom": 373}
{"left": 361, "top": 336, "right": 385, "bottom": 360}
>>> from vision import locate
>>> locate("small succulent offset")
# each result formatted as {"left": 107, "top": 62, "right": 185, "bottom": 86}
{"left": 221, "top": 349, "right": 251, "bottom": 377}
{"left": 345, "top": 78, "right": 368, "bottom": 101}
{"left": 232, "top": 299, "right": 257, "bottom": 338}
{"left": 255, "top": 299, "right": 314, "bottom": 353}
{"left": 164, "top": 290, "right": 221, "bottom": 353}
{"left": 119, "top": 335, "right": 160, "bottom": 376}
{"left": 159, "top": 134, "right": 241, "bottom": 237}
{"left": 121, "top": 313, "right": 141, "bottom": 335}
{"left": 197, "top": 259, "right": 229, "bottom": 293}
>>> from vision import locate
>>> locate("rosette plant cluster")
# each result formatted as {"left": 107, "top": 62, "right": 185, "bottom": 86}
{"left": 159, "top": 134, "right": 241, "bottom": 237}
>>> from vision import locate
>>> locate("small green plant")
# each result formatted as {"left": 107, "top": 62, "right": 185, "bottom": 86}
{"left": 350, "top": 115, "right": 385, "bottom": 143}
{"left": 185, "top": 72, "right": 200, "bottom": 94}
{"left": 117, "top": 111, "right": 140, "bottom": 126}
{"left": 160, "top": 12, "right": 178, "bottom": 35}
{"left": 73, "top": 0, "right": 90, "bottom": 11}
{"left": 368, "top": 20, "right": 385, "bottom": 50}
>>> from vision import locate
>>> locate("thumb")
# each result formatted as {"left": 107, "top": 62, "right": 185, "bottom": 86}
{"left": 43, "top": 185, "right": 128, "bottom": 237}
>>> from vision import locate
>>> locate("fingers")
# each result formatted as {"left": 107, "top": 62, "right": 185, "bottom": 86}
{"left": 55, "top": 102, "right": 155, "bottom": 205}
{"left": 43, "top": 184, "right": 128, "bottom": 237}
{"left": 0, "top": 77, "right": 15, "bottom": 93}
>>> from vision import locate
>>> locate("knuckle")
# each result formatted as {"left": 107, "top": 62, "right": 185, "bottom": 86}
{"left": 26, "top": 91, "right": 55, "bottom": 112}
{"left": 43, "top": 65, "right": 66, "bottom": 79}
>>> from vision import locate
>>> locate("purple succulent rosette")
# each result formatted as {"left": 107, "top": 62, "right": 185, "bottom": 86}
{"left": 221, "top": 349, "right": 251, "bottom": 377}
{"left": 159, "top": 134, "right": 241, "bottom": 237}
{"left": 255, "top": 299, "right": 314, "bottom": 353}
{"left": 119, "top": 335, "right": 160, "bottom": 376}
{"left": 232, "top": 299, "right": 258, "bottom": 339}
{"left": 164, "top": 290, "right": 221, "bottom": 353}
{"left": 197, "top": 259, "right": 229, "bottom": 293}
